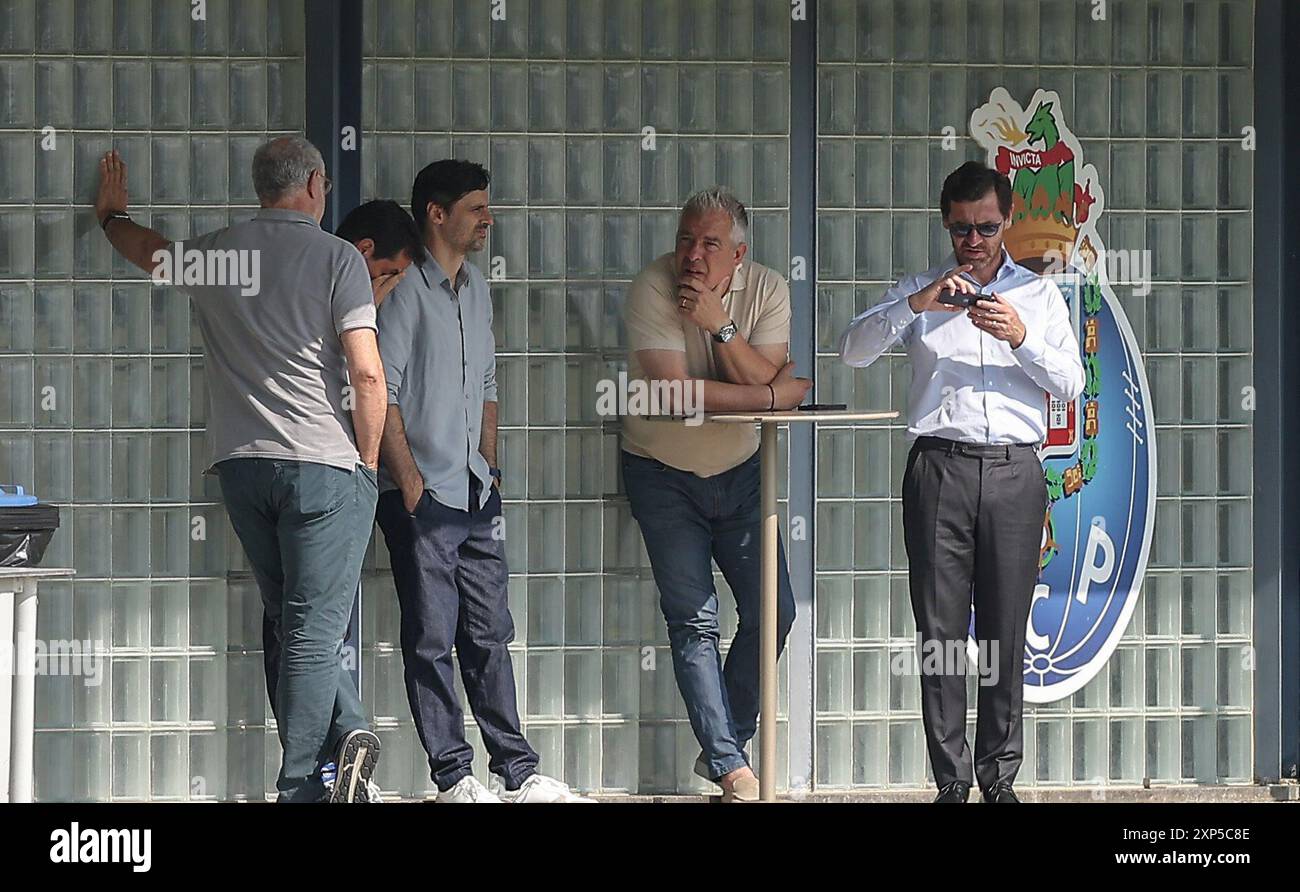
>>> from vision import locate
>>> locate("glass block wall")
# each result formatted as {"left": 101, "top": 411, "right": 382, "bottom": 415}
{"left": 359, "top": 0, "right": 794, "bottom": 797}
{"left": 0, "top": 0, "right": 306, "bottom": 800}
{"left": 0, "top": 0, "right": 1262, "bottom": 800}
{"left": 813, "top": 0, "right": 1255, "bottom": 788}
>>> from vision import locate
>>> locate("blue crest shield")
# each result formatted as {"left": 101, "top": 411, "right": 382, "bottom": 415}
{"left": 971, "top": 88, "right": 1157, "bottom": 703}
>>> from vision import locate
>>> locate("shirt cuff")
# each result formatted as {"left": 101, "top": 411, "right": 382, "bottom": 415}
{"left": 631, "top": 339, "right": 688, "bottom": 352}
{"left": 1012, "top": 327, "right": 1046, "bottom": 364}
{"left": 886, "top": 298, "right": 918, "bottom": 330}
{"left": 337, "top": 318, "right": 379, "bottom": 335}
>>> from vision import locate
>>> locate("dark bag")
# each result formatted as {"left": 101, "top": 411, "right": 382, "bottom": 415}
{"left": 0, "top": 485, "right": 61, "bottom": 568}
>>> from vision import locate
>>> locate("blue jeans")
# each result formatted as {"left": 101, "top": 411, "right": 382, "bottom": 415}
{"left": 622, "top": 450, "right": 796, "bottom": 780}
{"left": 375, "top": 476, "right": 539, "bottom": 792}
{"left": 216, "top": 458, "right": 377, "bottom": 802}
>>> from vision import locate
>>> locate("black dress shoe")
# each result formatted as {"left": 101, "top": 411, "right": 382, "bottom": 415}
{"left": 982, "top": 782, "right": 1021, "bottom": 803}
{"left": 933, "top": 781, "right": 971, "bottom": 803}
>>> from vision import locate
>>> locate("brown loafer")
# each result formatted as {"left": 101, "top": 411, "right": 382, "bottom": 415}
{"left": 720, "top": 775, "right": 760, "bottom": 803}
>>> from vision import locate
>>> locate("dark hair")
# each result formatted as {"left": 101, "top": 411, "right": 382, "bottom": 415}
{"left": 335, "top": 199, "right": 423, "bottom": 260}
{"left": 410, "top": 160, "right": 491, "bottom": 231}
{"left": 940, "top": 161, "right": 1013, "bottom": 219}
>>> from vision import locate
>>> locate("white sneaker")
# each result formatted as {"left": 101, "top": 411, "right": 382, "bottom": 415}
{"left": 436, "top": 775, "right": 503, "bottom": 803}
{"left": 502, "top": 773, "right": 595, "bottom": 803}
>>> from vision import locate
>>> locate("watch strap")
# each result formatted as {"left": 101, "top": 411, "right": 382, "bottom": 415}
{"left": 100, "top": 211, "right": 131, "bottom": 232}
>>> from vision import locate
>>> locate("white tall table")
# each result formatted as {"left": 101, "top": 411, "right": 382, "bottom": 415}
{"left": 0, "top": 567, "right": 75, "bottom": 802}
{"left": 696, "top": 410, "right": 898, "bottom": 802}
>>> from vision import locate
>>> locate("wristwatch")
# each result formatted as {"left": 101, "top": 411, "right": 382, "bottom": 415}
{"left": 712, "top": 320, "right": 738, "bottom": 344}
{"left": 100, "top": 211, "right": 131, "bottom": 232}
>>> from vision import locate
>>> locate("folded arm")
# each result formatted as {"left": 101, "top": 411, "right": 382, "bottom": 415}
{"left": 713, "top": 336, "right": 785, "bottom": 386}
{"left": 636, "top": 349, "right": 810, "bottom": 413}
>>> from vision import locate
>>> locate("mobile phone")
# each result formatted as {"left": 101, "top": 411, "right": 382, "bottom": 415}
{"left": 937, "top": 287, "right": 980, "bottom": 308}
{"left": 798, "top": 403, "right": 848, "bottom": 412}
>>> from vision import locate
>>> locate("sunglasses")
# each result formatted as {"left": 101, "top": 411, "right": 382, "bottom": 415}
{"left": 946, "top": 221, "right": 1003, "bottom": 239}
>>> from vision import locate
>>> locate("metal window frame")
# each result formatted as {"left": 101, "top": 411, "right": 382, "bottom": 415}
{"left": 306, "top": 0, "right": 363, "bottom": 231}
{"left": 787, "top": 0, "right": 819, "bottom": 792}
{"left": 1252, "top": 0, "right": 1299, "bottom": 783}
{"left": 305, "top": 0, "right": 365, "bottom": 688}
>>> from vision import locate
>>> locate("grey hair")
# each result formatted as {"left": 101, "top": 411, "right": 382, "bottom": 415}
{"left": 681, "top": 186, "right": 749, "bottom": 245}
{"left": 251, "top": 136, "right": 325, "bottom": 203}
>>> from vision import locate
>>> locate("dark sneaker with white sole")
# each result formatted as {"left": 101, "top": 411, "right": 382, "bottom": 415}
{"left": 326, "top": 729, "right": 382, "bottom": 803}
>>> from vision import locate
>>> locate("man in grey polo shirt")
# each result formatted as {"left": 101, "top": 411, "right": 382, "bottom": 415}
{"left": 256, "top": 197, "right": 425, "bottom": 763}
{"left": 375, "top": 159, "right": 588, "bottom": 803}
{"left": 94, "top": 138, "right": 387, "bottom": 803}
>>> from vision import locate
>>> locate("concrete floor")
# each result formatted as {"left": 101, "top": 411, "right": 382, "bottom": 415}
{"left": 581, "top": 783, "right": 1300, "bottom": 804}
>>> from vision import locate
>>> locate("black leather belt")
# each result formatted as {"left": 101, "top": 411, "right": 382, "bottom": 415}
{"left": 912, "top": 435, "right": 1039, "bottom": 459}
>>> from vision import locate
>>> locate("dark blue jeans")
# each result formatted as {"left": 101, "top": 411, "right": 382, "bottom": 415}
{"left": 622, "top": 450, "right": 796, "bottom": 780}
{"left": 375, "top": 476, "right": 539, "bottom": 792}
{"left": 216, "top": 458, "right": 376, "bottom": 802}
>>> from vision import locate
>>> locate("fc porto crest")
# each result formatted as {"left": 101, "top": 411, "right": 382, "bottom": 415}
{"left": 971, "top": 88, "right": 1157, "bottom": 703}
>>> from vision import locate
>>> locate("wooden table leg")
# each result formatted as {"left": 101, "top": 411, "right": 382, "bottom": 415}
{"left": 759, "top": 423, "right": 778, "bottom": 803}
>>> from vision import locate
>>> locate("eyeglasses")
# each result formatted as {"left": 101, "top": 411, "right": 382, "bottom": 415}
{"left": 322, "top": 175, "right": 333, "bottom": 196}
{"left": 946, "top": 221, "right": 1003, "bottom": 239}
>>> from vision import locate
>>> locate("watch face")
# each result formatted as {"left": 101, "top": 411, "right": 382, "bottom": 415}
{"left": 715, "top": 322, "right": 738, "bottom": 343}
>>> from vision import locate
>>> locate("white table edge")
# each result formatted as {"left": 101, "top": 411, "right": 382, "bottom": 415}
{"left": 0, "top": 568, "right": 76, "bottom": 581}
{"left": 705, "top": 411, "right": 900, "bottom": 423}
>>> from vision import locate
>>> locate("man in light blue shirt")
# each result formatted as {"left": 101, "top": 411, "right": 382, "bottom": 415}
{"left": 840, "top": 162, "right": 1084, "bottom": 804}
{"left": 374, "top": 160, "right": 588, "bottom": 803}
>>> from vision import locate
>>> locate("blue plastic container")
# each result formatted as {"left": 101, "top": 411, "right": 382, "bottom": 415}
{"left": 0, "top": 485, "right": 39, "bottom": 507}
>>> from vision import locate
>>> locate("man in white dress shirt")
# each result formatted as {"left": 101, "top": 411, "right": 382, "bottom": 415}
{"left": 839, "top": 162, "right": 1085, "bottom": 804}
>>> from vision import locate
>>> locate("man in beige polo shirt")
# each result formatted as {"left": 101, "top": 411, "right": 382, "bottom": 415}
{"left": 622, "top": 187, "right": 811, "bottom": 802}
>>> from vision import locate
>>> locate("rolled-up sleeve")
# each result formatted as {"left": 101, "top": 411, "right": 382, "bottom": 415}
{"left": 332, "top": 249, "right": 378, "bottom": 335}
{"left": 376, "top": 281, "right": 417, "bottom": 405}
{"left": 482, "top": 289, "right": 498, "bottom": 403}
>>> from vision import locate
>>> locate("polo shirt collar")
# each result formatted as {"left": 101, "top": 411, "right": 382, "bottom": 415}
{"left": 253, "top": 208, "right": 319, "bottom": 227}
{"left": 727, "top": 259, "right": 750, "bottom": 296}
